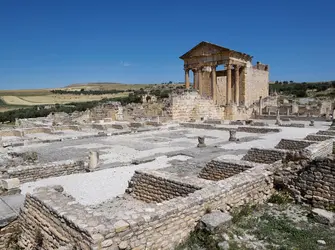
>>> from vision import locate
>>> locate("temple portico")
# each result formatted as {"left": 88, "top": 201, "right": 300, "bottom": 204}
{"left": 180, "top": 41, "right": 269, "bottom": 114}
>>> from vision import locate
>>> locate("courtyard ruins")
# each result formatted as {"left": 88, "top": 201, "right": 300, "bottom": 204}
{"left": 0, "top": 42, "right": 334, "bottom": 249}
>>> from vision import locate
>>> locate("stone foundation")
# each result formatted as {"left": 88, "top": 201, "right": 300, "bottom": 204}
{"left": 126, "top": 170, "right": 203, "bottom": 203}
{"left": 2, "top": 160, "right": 87, "bottom": 183}
{"left": 198, "top": 159, "right": 262, "bottom": 181}
{"left": 18, "top": 164, "right": 274, "bottom": 249}
{"left": 275, "top": 139, "right": 316, "bottom": 150}
{"left": 276, "top": 157, "right": 335, "bottom": 209}
{"left": 242, "top": 148, "right": 288, "bottom": 164}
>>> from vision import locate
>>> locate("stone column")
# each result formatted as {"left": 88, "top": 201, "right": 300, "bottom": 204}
{"left": 198, "top": 68, "right": 203, "bottom": 96}
{"left": 234, "top": 65, "right": 240, "bottom": 105}
{"left": 226, "top": 64, "right": 232, "bottom": 105}
{"left": 259, "top": 96, "right": 262, "bottom": 115}
{"left": 211, "top": 66, "right": 217, "bottom": 104}
{"left": 192, "top": 69, "right": 197, "bottom": 89}
{"left": 287, "top": 107, "right": 290, "bottom": 116}
{"left": 185, "top": 69, "right": 190, "bottom": 89}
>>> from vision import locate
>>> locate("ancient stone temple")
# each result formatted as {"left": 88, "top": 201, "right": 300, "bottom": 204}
{"left": 178, "top": 41, "right": 269, "bottom": 120}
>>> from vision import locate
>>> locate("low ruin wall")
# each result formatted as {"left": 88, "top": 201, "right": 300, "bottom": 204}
{"left": 276, "top": 157, "right": 335, "bottom": 210}
{"left": 18, "top": 164, "right": 274, "bottom": 249}
{"left": 23, "top": 127, "right": 53, "bottom": 135}
{"left": 18, "top": 191, "right": 93, "bottom": 249}
{"left": 237, "top": 126, "right": 281, "bottom": 134}
{"left": 198, "top": 159, "right": 261, "bottom": 181}
{"left": 53, "top": 125, "right": 81, "bottom": 131}
{"left": 242, "top": 148, "right": 288, "bottom": 164}
{"left": 317, "top": 130, "right": 335, "bottom": 136}
{"left": 126, "top": 170, "right": 203, "bottom": 203}
{"left": 0, "top": 220, "right": 19, "bottom": 250}
{"left": 2, "top": 160, "right": 87, "bottom": 183}
{"left": 275, "top": 139, "right": 315, "bottom": 150}
{"left": 279, "top": 123, "right": 305, "bottom": 128}
{"left": 305, "top": 134, "right": 334, "bottom": 141}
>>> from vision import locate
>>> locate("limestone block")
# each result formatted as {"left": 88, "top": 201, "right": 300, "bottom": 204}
{"left": 88, "top": 151, "right": 99, "bottom": 170}
{"left": 2, "top": 178, "right": 20, "bottom": 190}
{"left": 200, "top": 211, "right": 232, "bottom": 233}
{"left": 312, "top": 208, "right": 335, "bottom": 225}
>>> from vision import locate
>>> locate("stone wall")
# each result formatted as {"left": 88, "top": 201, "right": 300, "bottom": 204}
{"left": 279, "top": 123, "right": 305, "bottom": 128}
{"left": 276, "top": 157, "right": 335, "bottom": 209}
{"left": 18, "top": 164, "right": 274, "bottom": 249}
{"left": 0, "top": 219, "right": 19, "bottom": 250}
{"left": 126, "top": 170, "right": 203, "bottom": 203}
{"left": 275, "top": 139, "right": 315, "bottom": 150}
{"left": 2, "top": 160, "right": 87, "bottom": 183}
{"left": 53, "top": 125, "right": 81, "bottom": 131}
{"left": 305, "top": 134, "right": 334, "bottom": 141}
{"left": 245, "top": 66, "right": 269, "bottom": 107}
{"left": 317, "top": 130, "right": 335, "bottom": 136}
{"left": 237, "top": 126, "right": 281, "bottom": 134}
{"left": 170, "top": 92, "right": 224, "bottom": 121}
{"left": 18, "top": 191, "right": 93, "bottom": 249}
{"left": 198, "top": 159, "right": 262, "bottom": 181}
{"left": 242, "top": 148, "right": 287, "bottom": 164}
{"left": 23, "top": 127, "right": 53, "bottom": 134}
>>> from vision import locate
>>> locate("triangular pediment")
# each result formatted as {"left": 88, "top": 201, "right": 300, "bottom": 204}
{"left": 180, "top": 41, "right": 230, "bottom": 59}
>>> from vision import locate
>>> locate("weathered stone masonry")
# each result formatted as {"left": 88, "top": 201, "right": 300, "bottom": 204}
{"left": 1, "top": 160, "right": 87, "bottom": 183}
{"left": 198, "top": 159, "right": 263, "bottom": 181}
{"left": 18, "top": 165, "right": 274, "bottom": 250}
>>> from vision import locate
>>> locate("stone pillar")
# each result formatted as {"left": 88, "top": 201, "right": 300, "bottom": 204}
{"left": 211, "top": 66, "right": 217, "bottom": 104}
{"left": 197, "top": 136, "right": 206, "bottom": 148}
{"left": 185, "top": 69, "right": 190, "bottom": 89}
{"left": 198, "top": 68, "right": 203, "bottom": 96}
{"left": 286, "top": 107, "right": 290, "bottom": 116}
{"left": 332, "top": 109, "right": 335, "bottom": 127}
{"left": 192, "top": 69, "right": 197, "bottom": 89}
{"left": 259, "top": 96, "right": 262, "bottom": 116}
{"left": 88, "top": 151, "right": 99, "bottom": 171}
{"left": 229, "top": 129, "right": 237, "bottom": 141}
{"left": 234, "top": 65, "right": 240, "bottom": 105}
{"left": 226, "top": 64, "right": 232, "bottom": 105}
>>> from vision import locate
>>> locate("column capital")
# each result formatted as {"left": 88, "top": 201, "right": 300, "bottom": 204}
{"left": 235, "top": 65, "right": 241, "bottom": 70}
{"left": 226, "top": 64, "right": 233, "bottom": 70}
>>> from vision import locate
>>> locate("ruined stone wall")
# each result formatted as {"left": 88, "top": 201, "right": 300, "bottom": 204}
{"left": 126, "top": 170, "right": 202, "bottom": 203}
{"left": 18, "top": 192, "right": 93, "bottom": 250}
{"left": 317, "top": 130, "right": 335, "bottom": 136}
{"left": 242, "top": 148, "right": 287, "bottom": 164}
{"left": 18, "top": 165, "right": 274, "bottom": 250}
{"left": 198, "top": 159, "right": 259, "bottom": 181}
{"left": 0, "top": 130, "right": 22, "bottom": 137}
{"left": 23, "top": 127, "right": 53, "bottom": 134}
{"left": 2, "top": 160, "right": 86, "bottom": 183}
{"left": 237, "top": 126, "right": 281, "bottom": 134}
{"left": 291, "top": 157, "right": 335, "bottom": 209}
{"left": 0, "top": 220, "right": 19, "bottom": 250}
{"left": 53, "top": 125, "right": 81, "bottom": 131}
{"left": 170, "top": 92, "right": 224, "bottom": 121}
{"left": 245, "top": 66, "right": 269, "bottom": 107}
{"left": 276, "top": 157, "right": 335, "bottom": 210}
{"left": 305, "top": 134, "right": 334, "bottom": 141}
{"left": 275, "top": 139, "right": 315, "bottom": 150}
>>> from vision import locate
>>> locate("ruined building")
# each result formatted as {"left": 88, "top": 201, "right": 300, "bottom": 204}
{"left": 172, "top": 41, "right": 269, "bottom": 120}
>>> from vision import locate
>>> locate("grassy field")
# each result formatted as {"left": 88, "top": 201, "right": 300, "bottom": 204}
{"left": 0, "top": 83, "right": 151, "bottom": 111}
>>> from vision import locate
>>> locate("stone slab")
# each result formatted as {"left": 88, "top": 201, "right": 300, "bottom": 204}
{"left": 1, "top": 194, "right": 25, "bottom": 213}
{"left": 0, "top": 199, "right": 17, "bottom": 227}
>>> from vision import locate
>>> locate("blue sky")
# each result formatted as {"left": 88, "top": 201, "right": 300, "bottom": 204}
{"left": 0, "top": 0, "right": 334, "bottom": 89}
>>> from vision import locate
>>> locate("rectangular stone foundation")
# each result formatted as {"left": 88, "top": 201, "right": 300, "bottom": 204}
{"left": 18, "top": 164, "right": 274, "bottom": 249}
{"left": 275, "top": 139, "right": 316, "bottom": 150}
{"left": 126, "top": 170, "right": 202, "bottom": 203}
{"left": 3, "top": 160, "right": 87, "bottom": 183}
{"left": 198, "top": 159, "right": 261, "bottom": 181}
{"left": 242, "top": 148, "right": 288, "bottom": 164}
